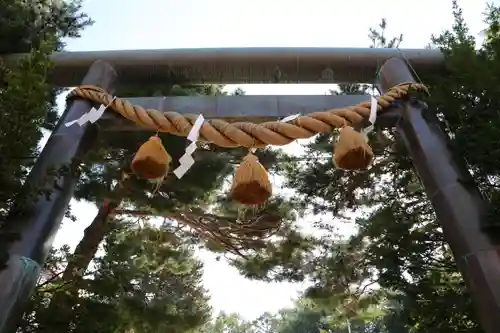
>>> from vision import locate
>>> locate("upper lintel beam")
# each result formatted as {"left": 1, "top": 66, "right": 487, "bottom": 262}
{"left": 5, "top": 47, "right": 444, "bottom": 87}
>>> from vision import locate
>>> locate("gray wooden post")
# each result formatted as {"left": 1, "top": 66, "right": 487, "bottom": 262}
{"left": 0, "top": 60, "right": 117, "bottom": 333}
{"left": 378, "top": 57, "right": 500, "bottom": 333}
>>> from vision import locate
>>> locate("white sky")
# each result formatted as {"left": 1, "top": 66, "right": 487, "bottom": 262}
{"left": 50, "top": 0, "right": 488, "bottom": 320}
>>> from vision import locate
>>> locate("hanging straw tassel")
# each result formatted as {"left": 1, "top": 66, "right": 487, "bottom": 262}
{"left": 231, "top": 152, "right": 272, "bottom": 206}
{"left": 131, "top": 136, "right": 171, "bottom": 180}
{"left": 334, "top": 126, "right": 374, "bottom": 171}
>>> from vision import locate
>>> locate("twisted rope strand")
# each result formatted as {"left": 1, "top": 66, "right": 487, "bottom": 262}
{"left": 67, "top": 83, "right": 427, "bottom": 148}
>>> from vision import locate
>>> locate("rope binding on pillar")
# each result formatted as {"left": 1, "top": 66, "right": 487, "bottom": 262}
{"left": 66, "top": 83, "right": 427, "bottom": 207}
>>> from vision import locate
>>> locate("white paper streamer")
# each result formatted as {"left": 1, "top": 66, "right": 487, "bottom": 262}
{"left": 363, "top": 96, "right": 378, "bottom": 135}
{"left": 188, "top": 114, "right": 205, "bottom": 142}
{"left": 179, "top": 153, "right": 195, "bottom": 166}
{"left": 280, "top": 113, "right": 301, "bottom": 123}
{"left": 173, "top": 114, "right": 205, "bottom": 179}
{"left": 185, "top": 141, "right": 197, "bottom": 155}
{"left": 173, "top": 160, "right": 194, "bottom": 178}
{"left": 88, "top": 104, "right": 107, "bottom": 124}
{"left": 65, "top": 97, "right": 116, "bottom": 128}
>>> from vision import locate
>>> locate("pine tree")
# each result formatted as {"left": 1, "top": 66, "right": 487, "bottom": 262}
{"left": 198, "top": 312, "right": 254, "bottom": 333}
{"left": 19, "top": 220, "right": 211, "bottom": 333}
{"left": 232, "top": 8, "right": 494, "bottom": 332}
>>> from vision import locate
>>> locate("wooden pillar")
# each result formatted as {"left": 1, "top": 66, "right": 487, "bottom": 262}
{"left": 0, "top": 60, "right": 117, "bottom": 333}
{"left": 378, "top": 57, "right": 500, "bottom": 333}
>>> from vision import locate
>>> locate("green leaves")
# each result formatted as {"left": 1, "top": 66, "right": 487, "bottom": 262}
{"left": 244, "top": 10, "right": 494, "bottom": 333}
{"left": 22, "top": 222, "right": 211, "bottom": 333}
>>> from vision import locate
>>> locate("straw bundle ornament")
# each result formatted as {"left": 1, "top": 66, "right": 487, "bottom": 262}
{"left": 334, "top": 126, "right": 373, "bottom": 171}
{"left": 230, "top": 152, "right": 272, "bottom": 206}
{"left": 131, "top": 135, "right": 171, "bottom": 180}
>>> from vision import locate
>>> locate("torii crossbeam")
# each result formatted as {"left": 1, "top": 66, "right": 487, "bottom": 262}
{"left": 5, "top": 47, "right": 444, "bottom": 85}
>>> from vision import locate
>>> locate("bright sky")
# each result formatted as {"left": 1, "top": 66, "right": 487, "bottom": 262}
{"left": 50, "top": 0, "right": 487, "bottom": 320}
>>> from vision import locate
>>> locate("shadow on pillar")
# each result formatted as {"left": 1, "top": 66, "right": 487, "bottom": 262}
{"left": 0, "top": 60, "right": 117, "bottom": 333}
{"left": 377, "top": 57, "right": 500, "bottom": 333}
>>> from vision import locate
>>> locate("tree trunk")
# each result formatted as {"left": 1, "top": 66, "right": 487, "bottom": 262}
{"left": 63, "top": 199, "right": 119, "bottom": 285}
{"left": 39, "top": 198, "right": 121, "bottom": 332}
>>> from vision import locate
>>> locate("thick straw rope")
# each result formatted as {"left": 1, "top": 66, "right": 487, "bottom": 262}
{"left": 67, "top": 83, "right": 427, "bottom": 148}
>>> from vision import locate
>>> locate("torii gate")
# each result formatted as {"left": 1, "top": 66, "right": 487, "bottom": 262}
{"left": 0, "top": 48, "right": 499, "bottom": 333}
